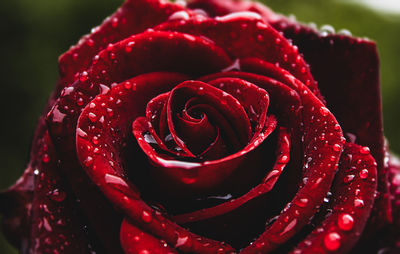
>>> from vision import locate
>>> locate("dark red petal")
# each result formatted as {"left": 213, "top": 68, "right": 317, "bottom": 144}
{"left": 76, "top": 73, "right": 234, "bottom": 253}
{"left": 58, "top": 0, "right": 184, "bottom": 88}
{"left": 120, "top": 218, "right": 178, "bottom": 254}
{"left": 173, "top": 127, "right": 289, "bottom": 224}
{"left": 48, "top": 30, "right": 230, "bottom": 152}
{"left": 133, "top": 110, "right": 276, "bottom": 191}
{"left": 207, "top": 77, "right": 269, "bottom": 136}
{"left": 270, "top": 19, "right": 389, "bottom": 226}
{"left": 29, "top": 132, "right": 96, "bottom": 253}
{"left": 167, "top": 81, "right": 252, "bottom": 155}
{"left": 200, "top": 71, "right": 302, "bottom": 124}
{"left": 187, "top": 0, "right": 388, "bottom": 228}
{"left": 291, "top": 142, "right": 377, "bottom": 254}
{"left": 155, "top": 15, "right": 322, "bottom": 99}
{"left": 240, "top": 74, "right": 344, "bottom": 253}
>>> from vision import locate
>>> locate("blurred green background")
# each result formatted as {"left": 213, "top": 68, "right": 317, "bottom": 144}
{"left": 0, "top": 0, "right": 399, "bottom": 253}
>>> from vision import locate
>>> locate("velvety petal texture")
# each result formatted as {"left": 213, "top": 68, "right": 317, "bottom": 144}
{"left": 1, "top": 0, "right": 398, "bottom": 253}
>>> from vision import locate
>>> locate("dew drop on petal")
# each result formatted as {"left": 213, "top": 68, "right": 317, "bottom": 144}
{"left": 359, "top": 169, "right": 369, "bottom": 179}
{"left": 295, "top": 198, "right": 309, "bottom": 208}
{"left": 354, "top": 198, "right": 364, "bottom": 208}
{"left": 344, "top": 174, "right": 355, "bottom": 183}
{"left": 333, "top": 144, "right": 341, "bottom": 152}
{"left": 124, "top": 81, "right": 132, "bottom": 89}
{"left": 359, "top": 146, "right": 370, "bottom": 155}
{"left": 337, "top": 213, "right": 354, "bottom": 231}
{"left": 88, "top": 113, "right": 98, "bottom": 122}
{"left": 83, "top": 156, "right": 93, "bottom": 167}
{"left": 278, "top": 155, "right": 289, "bottom": 164}
{"left": 141, "top": 210, "right": 152, "bottom": 223}
{"left": 79, "top": 71, "right": 89, "bottom": 82}
{"left": 42, "top": 154, "right": 50, "bottom": 164}
{"left": 324, "top": 232, "right": 341, "bottom": 251}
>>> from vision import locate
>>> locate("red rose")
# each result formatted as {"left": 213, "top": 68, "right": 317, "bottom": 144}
{"left": 1, "top": 0, "right": 399, "bottom": 253}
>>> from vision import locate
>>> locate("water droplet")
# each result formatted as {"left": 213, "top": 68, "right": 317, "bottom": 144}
{"left": 324, "top": 232, "right": 341, "bottom": 251}
{"left": 42, "top": 154, "right": 50, "bottom": 163}
{"left": 83, "top": 156, "right": 93, "bottom": 167}
{"left": 43, "top": 217, "right": 53, "bottom": 232}
{"left": 51, "top": 106, "right": 67, "bottom": 123}
{"left": 124, "top": 81, "right": 132, "bottom": 89}
{"left": 359, "top": 169, "right": 369, "bottom": 179}
{"left": 344, "top": 174, "right": 355, "bottom": 183}
{"left": 99, "top": 84, "right": 110, "bottom": 95}
{"left": 338, "top": 29, "right": 352, "bottom": 36}
{"left": 104, "top": 174, "right": 129, "bottom": 188}
{"left": 359, "top": 146, "right": 370, "bottom": 155}
{"left": 86, "top": 39, "right": 95, "bottom": 47}
{"left": 141, "top": 210, "right": 152, "bottom": 223}
{"left": 111, "top": 17, "right": 119, "bottom": 28}
{"left": 337, "top": 213, "right": 354, "bottom": 231}
{"left": 319, "top": 107, "right": 329, "bottom": 116}
{"left": 333, "top": 144, "right": 341, "bottom": 152}
{"left": 76, "top": 97, "right": 84, "bottom": 106}
{"left": 92, "top": 136, "right": 99, "bottom": 145}
{"left": 278, "top": 155, "right": 289, "bottom": 164}
{"left": 354, "top": 198, "right": 364, "bottom": 208}
{"left": 106, "top": 108, "right": 114, "bottom": 117}
{"left": 320, "top": 24, "right": 335, "bottom": 37}
{"left": 215, "top": 11, "right": 262, "bottom": 22}
{"left": 295, "top": 198, "right": 309, "bottom": 208}
{"left": 77, "top": 128, "right": 88, "bottom": 138}
{"left": 169, "top": 10, "right": 190, "bottom": 21}
{"left": 88, "top": 113, "right": 98, "bottom": 122}
{"left": 125, "top": 41, "right": 135, "bottom": 53}
{"left": 79, "top": 71, "right": 89, "bottom": 82}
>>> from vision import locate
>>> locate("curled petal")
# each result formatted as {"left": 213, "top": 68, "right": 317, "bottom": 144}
{"left": 291, "top": 143, "right": 377, "bottom": 254}
{"left": 58, "top": 0, "right": 185, "bottom": 88}
{"left": 76, "top": 72, "right": 234, "bottom": 253}
{"left": 156, "top": 11, "right": 322, "bottom": 99}
{"left": 173, "top": 127, "right": 290, "bottom": 224}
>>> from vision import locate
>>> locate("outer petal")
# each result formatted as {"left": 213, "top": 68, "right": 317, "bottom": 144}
{"left": 291, "top": 142, "right": 377, "bottom": 254}
{"left": 271, "top": 20, "right": 388, "bottom": 226}
{"left": 29, "top": 132, "right": 97, "bottom": 254}
{"left": 58, "top": 0, "right": 184, "bottom": 89}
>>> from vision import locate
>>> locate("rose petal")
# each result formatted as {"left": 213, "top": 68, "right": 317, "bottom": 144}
{"left": 167, "top": 81, "right": 252, "bottom": 156}
{"left": 238, "top": 73, "right": 344, "bottom": 253}
{"left": 29, "top": 132, "right": 99, "bottom": 253}
{"left": 159, "top": 4, "right": 322, "bottom": 99}
{"left": 291, "top": 142, "right": 377, "bottom": 254}
{"left": 172, "top": 127, "right": 290, "bottom": 224}
{"left": 76, "top": 72, "right": 234, "bottom": 253}
{"left": 58, "top": 0, "right": 184, "bottom": 89}
{"left": 187, "top": 0, "right": 388, "bottom": 229}
{"left": 270, "top": 19, "right": 389, "bottom": 227}
{"left": 48, "top": 30, "right": 231, "bottom": 152}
